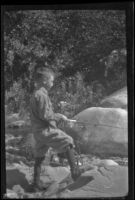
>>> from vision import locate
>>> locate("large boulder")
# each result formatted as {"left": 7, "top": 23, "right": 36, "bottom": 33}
{"left": 100, "top": 87, "right": 127, "bottom": 109}
{"left": 65, "top": 107, "right": 128, "bottom": 157}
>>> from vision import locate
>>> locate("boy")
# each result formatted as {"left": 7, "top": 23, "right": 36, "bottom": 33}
{"left": 29, "top": 67, "right": 84, "bottom": 191}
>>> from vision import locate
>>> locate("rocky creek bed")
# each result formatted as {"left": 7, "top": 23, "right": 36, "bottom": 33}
{"left": 4, "top": 126, "right": 128, "bottom": 199}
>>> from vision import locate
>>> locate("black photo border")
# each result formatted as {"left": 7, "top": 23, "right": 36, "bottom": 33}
{"left": 1, "top": 2, "right": 134, "bottom": 199}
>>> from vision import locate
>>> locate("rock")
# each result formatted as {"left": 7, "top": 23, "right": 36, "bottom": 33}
{"left": 5, "top": 113, "right": 20, "bottom": 124}
{"left": 100, "top": 87, "right": 127, "bottom": 109}
{"left": 6, "top": 152, "right": 32, "bottom": 167}
{"left": 5, "top": 189, "right": 19, "bottom": 198}
{"left": 59, "top": 166, "right": 128, "bottom": 198}
{"left": 5, "top": 126, "right": 31, "bottom": 137}
{"left": 42, "top": 181, "right": 59, "bottom": 197}
{"left": 98, "top": 159, "right": 119, "bottom": 167}
{"left": 6, "top": 162, "right": 70, "bottom": 193}
{"left": 40, "top": 165, "right": 70, "bottom": 183}
{"left": 6, "top": 168, "right": 30, "bottom": 191}
{"left": 5, "top": 134, "right": 16, "bottom": 143}
{"left": 90, "top": 158, "right": 119, "bottom": 167}
{"left": 12, "top": 185, "right": 25, "bottom": 194}
{"left": 6, "top": 150, "right": 128, "bottom": 198}
{"left": 66, "top": 107, "right": 127, "bottom": 157}
{"left": 5, "top": 111, "right": 31, "bottom": 129}
{"left": 7, "top": 120, "right": 26, "bottom": 129}
{"left": 6, "top": 136, "right": 22, "bottom": 147}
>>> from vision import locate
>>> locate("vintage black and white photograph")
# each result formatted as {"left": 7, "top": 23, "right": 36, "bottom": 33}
{"left": 2, "top": 4, "right": 133, "bottom": 199}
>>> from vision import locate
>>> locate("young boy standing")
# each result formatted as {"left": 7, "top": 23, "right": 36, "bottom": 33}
{"left": 29, "top": 67, "right": 84, "bottom": 191}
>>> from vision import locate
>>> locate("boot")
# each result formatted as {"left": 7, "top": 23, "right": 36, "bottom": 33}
{"left": 65, "top": 145, "right": 84, "bottom": 181}
{"left": 29, "top": 156, "right": 46, "bottom": 192}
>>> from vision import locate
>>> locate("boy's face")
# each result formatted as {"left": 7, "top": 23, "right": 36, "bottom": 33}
{"left": 42, "top": 75, "right": 54, "bottom": 89}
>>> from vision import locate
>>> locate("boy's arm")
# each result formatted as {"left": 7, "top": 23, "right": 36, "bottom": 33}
{"left": 54, "top": 113, "right": 68, "bottom": 121}
{"left": 35, "top": 93, "right": 69, "bottom": 125}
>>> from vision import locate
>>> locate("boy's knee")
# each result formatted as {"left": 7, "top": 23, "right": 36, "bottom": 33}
{"left": 67, "top": 135, "right": 74, "bottom": 145}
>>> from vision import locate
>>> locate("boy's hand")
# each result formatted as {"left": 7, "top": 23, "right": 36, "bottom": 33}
{"left": 66, "top": 119, "right": 77, "bottom": 128}
{"left": 55, "top": 113, "right": 68, "bottom": 122}
{"left": 60, "top": 114, "right": 68, "bottom": 121}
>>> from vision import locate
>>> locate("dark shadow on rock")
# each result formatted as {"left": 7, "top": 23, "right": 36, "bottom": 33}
{"left": 67, "top": 176, "right": 94, "bottom": 191}
{"left": 80, "top": 142, "right": 128, "bottom": 158}
{"left": 6, "top": 169, "right": 30, "bottom": 191}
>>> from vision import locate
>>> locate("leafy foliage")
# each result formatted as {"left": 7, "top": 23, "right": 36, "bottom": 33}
{"left": 4, "top": 10, "right": 127, "bottom": 115}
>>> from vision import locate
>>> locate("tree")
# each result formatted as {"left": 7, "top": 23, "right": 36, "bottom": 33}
{"left": 4, "top": 10, "right": 126, "bottom": 113}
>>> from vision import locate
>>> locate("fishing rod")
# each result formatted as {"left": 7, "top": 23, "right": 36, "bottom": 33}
{"left": 6, "top": 118, "right": 127, "bottom": 131}
{"left": 66, "top": 119, "right": 127, "bottom": 130}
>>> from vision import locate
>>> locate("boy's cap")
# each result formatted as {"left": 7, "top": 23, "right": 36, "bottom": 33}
{"left": 34, "top": 67, "right": 55, "bottom": 79}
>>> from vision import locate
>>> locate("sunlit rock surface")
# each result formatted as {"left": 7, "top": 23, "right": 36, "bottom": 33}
{"left": 6, "top": 159, "right": 128, "bottom": 198}
{"left": 64, "top": 107, "right": 128, "bottom": 157}
{"left": 100, "top": 87, "right": 127, "bottom": 109}
{"left": 5, "top": 130, "right": 128, "bottom": 198}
